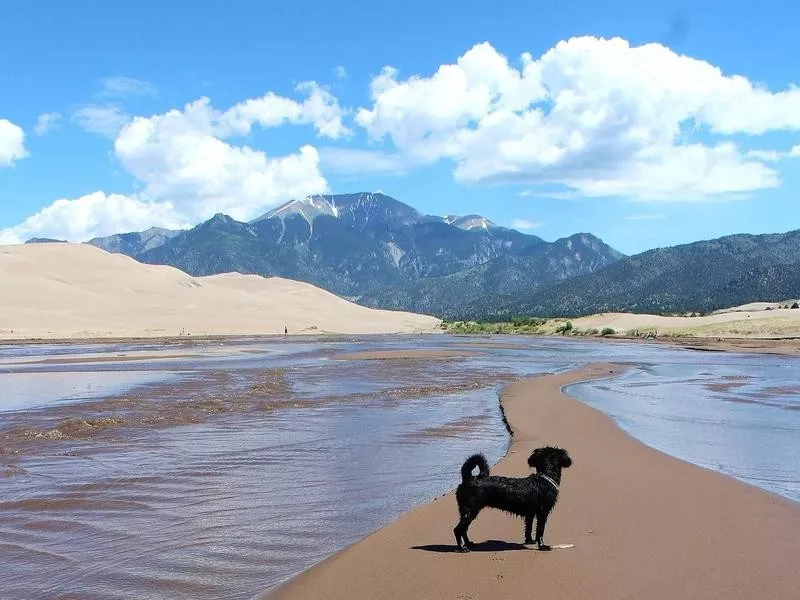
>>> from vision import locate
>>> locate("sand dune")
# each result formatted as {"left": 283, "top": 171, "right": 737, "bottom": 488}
{"left": 715, "top": 300, "right": 799, "bottom": 313}
{"left": 570, "top": 308, "right": 800, "bottom": 337}
{"left": 0, "top": 243, "right": 441, "bottom": 339}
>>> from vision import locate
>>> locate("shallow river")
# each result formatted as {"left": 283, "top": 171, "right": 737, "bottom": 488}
{"left": 0, "top": 335, "right": 797, "bottom": 599}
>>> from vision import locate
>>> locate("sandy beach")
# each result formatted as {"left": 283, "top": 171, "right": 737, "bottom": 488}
{"left": 0, "top": 243, "right": 441, "bottom": 340}
{"left": 263, "top": 363, "right": 800, "bottom": 600}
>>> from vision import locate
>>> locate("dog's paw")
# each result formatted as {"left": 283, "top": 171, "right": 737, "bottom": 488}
{"left": 538, "top": 544, "right": 552, "bottom": 551}
{"left": 457, "top": 546, "right": 471, "bottom": 553}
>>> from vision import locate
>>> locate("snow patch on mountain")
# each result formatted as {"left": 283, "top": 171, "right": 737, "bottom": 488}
{"left": 384, "top": 241, "right": 405, "bottom": 267}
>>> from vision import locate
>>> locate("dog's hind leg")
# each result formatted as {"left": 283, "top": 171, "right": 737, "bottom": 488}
{"left": 524, "top": 514, "right": 535, "bottom": 545}
{"left": 534, "top": 510, "right": 552, "bottom": 551}
{"left": 454, "top": 508, "right": 478, "bottom": 553}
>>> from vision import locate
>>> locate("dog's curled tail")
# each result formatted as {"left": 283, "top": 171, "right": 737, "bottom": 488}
{"left": 460, "top": 454, "right": 490, "bottom": 482}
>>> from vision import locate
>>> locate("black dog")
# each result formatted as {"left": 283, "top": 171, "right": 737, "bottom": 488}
{"left": 453, "top": 446, "right": 572, "bottom": 552}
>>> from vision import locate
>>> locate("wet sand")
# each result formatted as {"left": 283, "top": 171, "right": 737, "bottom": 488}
{"left": 264, "top": 363, "right": 800, "bottom": 600}
{"left": 5, "top": 331, "right": 800, "bottom": 359}
{"left": 548, "top": 330, "right": 800, "bottom": 357}
{"left": 666, "top": 336, "right": 800, "bottom": 356}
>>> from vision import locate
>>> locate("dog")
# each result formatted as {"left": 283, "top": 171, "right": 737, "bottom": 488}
{"left": 453, "top": 446, "right": 572, "bottom": 552}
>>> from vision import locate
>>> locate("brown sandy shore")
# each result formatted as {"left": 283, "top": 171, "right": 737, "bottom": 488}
{"left": 564, "top": 333, "right": 800, "bottom": 356}
{"left": 7, "top": 333, "right": 800, "bottom": 360}
{"left": 663, "top": 336, "right": 800, "bottom": 356}
{"left": 261, "top": 363, "right": 800, "bottom": 600}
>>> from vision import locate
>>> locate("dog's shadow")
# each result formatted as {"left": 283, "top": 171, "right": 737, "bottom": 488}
{"left": 411, "top": 540, "right": 529, "bottom": 553}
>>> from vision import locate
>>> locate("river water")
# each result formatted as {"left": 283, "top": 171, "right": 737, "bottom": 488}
{"left": 0, "top": 335, "right": 797, "bottom": 599}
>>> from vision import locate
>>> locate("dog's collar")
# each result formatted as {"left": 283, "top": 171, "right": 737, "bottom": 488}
{"left": 539, "top": 473, "right": 559, "bottom": 491}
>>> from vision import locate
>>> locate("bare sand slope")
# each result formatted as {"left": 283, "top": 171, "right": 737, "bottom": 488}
{"left": 571, "top": 309, "right": 800, "bottom": 337}
{"left": 0, "top": 243, "right": 441, "bottom": 339}
{"left": 264, "top": 364, "right": 800, "bottom": 600}
{"left": 715, "top": 300, "right": 799, "bottom": 313}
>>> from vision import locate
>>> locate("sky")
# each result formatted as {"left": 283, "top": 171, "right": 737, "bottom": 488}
{"left": 1, "top": 0, "right": 799, "bottom": 255}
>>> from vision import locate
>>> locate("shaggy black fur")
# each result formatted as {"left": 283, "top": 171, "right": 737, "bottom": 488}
{"left": 453, "top": 446, "right": 572, "bottom": 552}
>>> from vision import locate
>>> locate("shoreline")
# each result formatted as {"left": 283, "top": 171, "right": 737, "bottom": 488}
{"left": 260, "top": 363, "right": 800, "bottom": 600}
{"left": 6, "top": 331, "right": 800, "bottom": 358}
{"left": 0, "top": 331, "right": 442, "bottom": 347}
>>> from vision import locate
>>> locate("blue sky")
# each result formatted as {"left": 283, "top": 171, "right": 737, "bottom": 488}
{"left": 1, "top": 0, "right": 799, "bottom": 255}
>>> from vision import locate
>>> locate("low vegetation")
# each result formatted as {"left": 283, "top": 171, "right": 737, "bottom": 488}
{"left": 442, "top": 318, "right": 618, "bottom": 337}
{"left": 443, "top": 301, "right": 800, "bottom": 339}
{"left": 443, "top": 318, "right": 546, "bottom": 335}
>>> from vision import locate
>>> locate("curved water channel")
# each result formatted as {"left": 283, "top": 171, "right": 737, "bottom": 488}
{"left": 1, "top": 335, "right": 797, "bottom": 599}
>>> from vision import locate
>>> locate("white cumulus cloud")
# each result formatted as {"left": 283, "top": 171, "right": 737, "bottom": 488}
{"left": 348, "top": 37, "right": 800, "bottom": 200}
{"left": 113, "top": 84, "right": 344, "bottom": 222}
{"left": 219, "top": 82, "right": 350, "bottom": 139}
{"left": 0, "top": 192, "right": 188, "bottom": 244}
{"left": 2, "top": 82, "right": 346, "bottom": 243}
{"left": 0, "top": 119, "right": 28, "bottom": 167}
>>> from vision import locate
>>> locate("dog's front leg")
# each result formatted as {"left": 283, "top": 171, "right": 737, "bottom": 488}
{"left": 535, "top": 512, "right": 551, "bottom": 551}
{"left": 524, "top": 514, "right": 535, "bottom": 545}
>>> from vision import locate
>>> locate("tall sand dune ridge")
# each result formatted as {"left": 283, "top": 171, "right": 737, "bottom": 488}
{"left": 0, "top": 243, "right": 442, "bottom": 340}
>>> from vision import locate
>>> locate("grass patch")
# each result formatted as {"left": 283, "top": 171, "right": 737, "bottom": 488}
{"left": 443, "top": 321, "right": 544, "bottom": 335}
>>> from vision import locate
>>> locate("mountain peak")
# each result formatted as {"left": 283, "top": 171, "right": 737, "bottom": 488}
{"left": 441, "top": 214, "right": 497, "bottom": 232}
{"left": 252, "top": 195, "right": 339, "bottom": 226}
{"left": 456, "top": 215, "right": 497, "bottom": 231}
{"left": 250, "top": 192, "right": 423, "bottom": 232}
{"left": 208, "top": 213, "right": 236, "bottom": 225}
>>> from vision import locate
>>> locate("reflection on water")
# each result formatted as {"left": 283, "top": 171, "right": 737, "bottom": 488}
{"left": 0, "top": 370, "right": 182, "bottom": 412}
{"left": 0, "top": 335, "right": 798, "bottom": 600}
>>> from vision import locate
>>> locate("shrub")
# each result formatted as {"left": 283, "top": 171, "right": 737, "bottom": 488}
{"left": 792, "top": 302, "right": 799, "bottom": 309}
{"left": 600, "top": 327, "right": 615, "bottom": 336}
{"left": 511, "top": 316, "right": 547, "bottom": 328}
{"left": 555, "top": 321, "right": 573, "bottom": 334}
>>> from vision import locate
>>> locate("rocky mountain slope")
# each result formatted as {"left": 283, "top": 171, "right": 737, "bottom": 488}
{"left": 85, "top": 193, "right": 623, "bottom": 316}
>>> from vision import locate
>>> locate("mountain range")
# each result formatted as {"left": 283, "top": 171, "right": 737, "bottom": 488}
{"left": 462, "top": 229, "right": 800, "bottom": 319}
{"left": 70, "top": 192, "right": 800, "bottom": 319}
{"left": 84, "top": 193, "right": 623, "bottom": 316}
